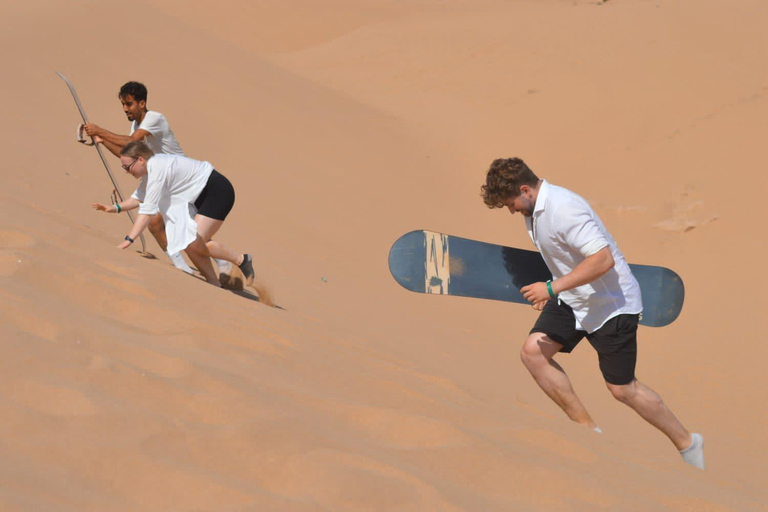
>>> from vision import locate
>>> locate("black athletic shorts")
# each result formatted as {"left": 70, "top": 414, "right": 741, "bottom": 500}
{"left": 194, "top": 169, "right": 235, "bottom": 221}
{"left": 530, "top": 299, "right": 639, "bottom": 385}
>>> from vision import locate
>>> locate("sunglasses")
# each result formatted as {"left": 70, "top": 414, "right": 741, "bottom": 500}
{"left": 121, "top": 158, "right": 138, "bottom": 172}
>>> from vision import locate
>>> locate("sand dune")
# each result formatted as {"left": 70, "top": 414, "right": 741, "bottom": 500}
{"left": 1, "top": 0, "right": 767, "bottom": 509}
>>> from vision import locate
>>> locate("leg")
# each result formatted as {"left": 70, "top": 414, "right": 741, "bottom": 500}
{"left": 606, "top": 380, "right": 691, "bottom": 450}
{"left": 520, "top": 333, "right": 598, "bottom": 429}
{"left": 149, "top": 213, "right": 193, "bottom": 274}
{"left": 590, "top": 315, "right": 703, "bottom": 468}
{"left": 206, "top": 240, "right": 243, "bottom": 265}
{"left": 195, "top": 214, "right": 254, "bottom": 283}
{"left": 193, "top": 174, "right": 254, "bottom": 282}
{"left": 194, "top": 214, "right": 243, "bottom": 265}
{"left": 148, "top": 213, "right": 168, "bottom": 251}
{"left": 184, "top": 234, "right": 221, "bottom": 286}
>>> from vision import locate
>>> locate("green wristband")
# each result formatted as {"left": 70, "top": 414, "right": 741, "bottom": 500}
{"left": 115, "top": 203, "right": 122, "bottom": 213}
{"left": 546, "top": 280, "right": 556, "bottom": 298}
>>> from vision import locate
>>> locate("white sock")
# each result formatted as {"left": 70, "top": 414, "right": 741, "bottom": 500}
{"left": 214, "top": 258, "right": 231, "bottom": 272}
{"left": 167, "top": 251, "right": 193, "bottom": 275}
{"left": 593, "top": 426, "right": 603, "bottom": 434}
{"left": 680, "top": 433, "right": 705, "bottom": 470}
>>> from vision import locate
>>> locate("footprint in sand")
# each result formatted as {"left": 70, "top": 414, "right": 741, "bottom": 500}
{"left": 654, "top": 216, "right": 718, "bottom": 233}
{"left": 655, "top": 194, "right": 718, "bottom": 233}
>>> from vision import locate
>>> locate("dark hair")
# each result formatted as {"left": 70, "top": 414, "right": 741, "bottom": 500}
{"left": 118, "top": 81, "right": 148, "bottom": 103}
{"left": 480, "top": 158, "right": 540, "bottom": 208}
{"left": 121, "top": 140, "right": 154, "bottom": 160}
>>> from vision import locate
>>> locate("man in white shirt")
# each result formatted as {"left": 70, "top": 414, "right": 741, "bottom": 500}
{"left": 83, "top": 81, "right": 192, "bottom": 274}
{"left": 481, "top": 157, "right": 704, "bottom": 469}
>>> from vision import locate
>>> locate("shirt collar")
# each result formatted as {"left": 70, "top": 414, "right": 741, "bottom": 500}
{"left": 533, "top": 179, "right": 549, "bottom": 216}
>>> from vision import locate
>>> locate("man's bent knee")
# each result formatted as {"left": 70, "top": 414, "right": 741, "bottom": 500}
{"left": 520, "top": 333, "right": 559, "bottom": 368}
{"left": 606, "top": 380, "right": 638, "bottom": 403}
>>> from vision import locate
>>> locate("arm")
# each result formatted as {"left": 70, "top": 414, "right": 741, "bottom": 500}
{"left": 522, "top": 247, "right": 615, "bottom": 304}
{"left": 523, "top": 202, "right": 614, "bottom": 306}
{"left": 83, "top": 123, "right": 151, "bottom": 155}
{"left": 117, "top": 213, "right": 153, "bottom": 250}
{"left": 551, "top": 246, "right": 614, "bottom": 294}
{"left": 99, "top": 137, "right": 125, "bottom": 158}
{"left": 93, "top": 197, "right": 140, "bottom": 213}
{"left": 117, "top": 159, "right": 164, "bottom": 250}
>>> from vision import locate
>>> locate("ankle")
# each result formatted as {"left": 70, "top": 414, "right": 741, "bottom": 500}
{"left": 676, "top": 432, "right": 693, "bottom": 451}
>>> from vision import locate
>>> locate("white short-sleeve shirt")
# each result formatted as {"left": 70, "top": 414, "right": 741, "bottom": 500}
{"left": 130, "top": 111, "right": 184, "bottom": 156}
{"left": 526, "top": 180, "right": 642, "bottom": 333}
{"left": 132, "top": 154, "right": 214, "bottom": 254}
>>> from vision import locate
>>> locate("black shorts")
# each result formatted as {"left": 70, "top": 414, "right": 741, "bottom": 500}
{"left": 194, "top": 169, "right": 235, "bottom": 221}
{"left": 530, "top": 299, "right": 639, "bottom": 385}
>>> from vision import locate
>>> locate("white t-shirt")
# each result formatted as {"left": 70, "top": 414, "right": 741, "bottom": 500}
{"left": 525, "top": 180, "right": 643, "bottom": 333}
{"left": 130, "top": 111, "right": 185, "bottom": 156}
{"left": 132, "top": 154, "right": 214, "bottom": 254}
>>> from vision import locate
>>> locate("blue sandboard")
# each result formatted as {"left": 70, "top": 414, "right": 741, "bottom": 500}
{"left": 388, "top": 230, "right": 684, "bottom": 327}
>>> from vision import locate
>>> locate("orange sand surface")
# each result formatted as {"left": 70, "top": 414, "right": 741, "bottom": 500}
{"left": 2, "top": 0, "right": 767, "bottom": 509}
